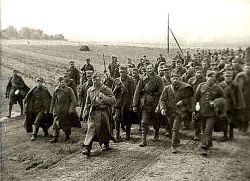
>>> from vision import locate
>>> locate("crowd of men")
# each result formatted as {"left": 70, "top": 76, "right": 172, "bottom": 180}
{"left": 5, "top": 46, "right": 250, "bottom": 156}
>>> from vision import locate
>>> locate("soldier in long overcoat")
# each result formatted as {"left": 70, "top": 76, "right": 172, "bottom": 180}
{"left": 24, "top": 77, "right": 52, "bottom": 141}
{"left": 188, "top": 67, "right": 206, "bottom": 140}
{"left": 159, "top": 73, "right": 193, "bottom": 153}
{"left": 194, "top": 71, "right": 225, "bottom": 155}
{"left": 234, "top": 64, "right": 250, "bottom": 133}
{"left": 49, "top": 76, "right": 77, "bottom": 143}
{"left": 81, "top": 73, "right": 116, "bottom": 156}
{"left": 218, "top": 71, "right": 238, "bottom": 140}
{"left": 112, "top": 66, "right": 135, "bottom": 141}
{"left": 6, "top": 70, "right": 30, "bottom": 117}
{"left": 132, "top": 64, "right": 163, "bottom": 147}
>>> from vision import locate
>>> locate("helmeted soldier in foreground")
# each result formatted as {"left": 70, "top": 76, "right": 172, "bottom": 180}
{"left": 82, "top": 73, "right": 116, "bottom": 156}
{"left": 194, "top": 71, "right": 225, "bottom": 155}
{"left": 49, "top": 76, "right": 77, "bottom": 143}
{"left": 112, "top": 66, "right": 135, "bottom": 141}
{"left": 159, "top": 73, "right": 193, "bottom": 153}
{"left": 24, "top": 77, "right": 52, "bottom": 141}
{"left": 6, "top": 69, "right": 30, "bottom": 118}
{"left": 132, "top": 63, "right": 163, "bottom": 147}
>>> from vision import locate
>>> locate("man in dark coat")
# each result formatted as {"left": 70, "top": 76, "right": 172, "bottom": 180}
{"left": 172, "top": 60, "right": 187, "bottom": 77}
{"left": 6, "top": 70, "right": 30, "bottom": 118}
{"left": 132, "top": 64, "right": 164, "bottom": 147}
{"left": 79, "top": 70, "right": 94, "bottom": 112}
{"left": 24, "top": 77, "right": 52, "bottom": 141}
{"left": 218, "top": 71, "right": 237, "bottom": 140}
{"left": 67, "top": 61, "right": 81, "bottom": 86}
{"left": 194, "top": 71, "right": 225, "bottom": 155}
{"left": 159, "top": 73, "right": 193, "bottom": 153}
{"left": 49, "top": 76, "right": 77, "bottom": 143}
{"left": 81, "top": 58, "right": 94, "bottom": 84}
{"left": 108, "top": 56, "right": 120, "bottom": 78}
{"left": 234, "top": 64, "right": 250, "bottom": 133}
{"left": 154, "top": 54, "right": 166, "bottom": 73}
{"left": 81, "top": 73, "right": 116, "bottom": 156}
{"left": 112, "top": 66, "right": 135, "bottom": 141}
{"left": 188, "top": 67, "right": 206, "bottom": 140}
{"left": 64, "top": 73, "right": 78, "bottom": 102}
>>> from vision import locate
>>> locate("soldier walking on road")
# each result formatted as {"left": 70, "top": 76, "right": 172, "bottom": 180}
{"left": 81, "top": 73, "right": 116, "bottom": 156}
{"left": 49, "top": 76, "right": 77, "bottom": 143}
{"left": 159, "top": 73, "right": 193, "bottom": 153}
{"left": 112, "top": 66, "right": 135, "bottom": 141}
{"left": 194, "top": 71, "right": 225, "bottom": 155}
{"left": 132, "top": 64, "right": 163, "bottom": 147}
{"left": 6, "top": 70, "right": 30, "bottom": 118}
{"left": 24, "top": 77, "right": 52, "bottom": 141}
{"left": 67, "top": 61, "right": 81, "bottom": 86}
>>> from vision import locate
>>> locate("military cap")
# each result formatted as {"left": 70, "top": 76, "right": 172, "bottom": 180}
{"left": 86, "top": 70, "right": 94, "bottom": 77}
{"left": 132, "top": 68, "right": 139, "bottom": 73}
{"left": 58, "top": 76, "right": 64, "bottom": 82}
{"left": 206, "top": 70, "right": 216, "bottom": 77}
{"left": 159, "top": 62, "right": 166, "bottom": 67}
{"left": 119, "top": 66, "right": 127, "bottom": 72}
{"left": 232, "top": 57, "right": 240, "bottom": 63}
{"left": 69, "top": 61, "right": 74, "bottom": 64}
{"left": 224, "top": 71, "right": 233, "bottom": 76}
{"left": 92, "top": 72, "right": 103, "bottom": 79}
{"left": 195, "top": 66, "right": 202, "bottom": 72}
{"left": 202, "top": 58, "right": 209, "bottom": 62}
{"left": 63, "top": 72, "right": 69, "bottom": 77}
{"left": 36, "top": 76, "right": 44, "bottom": 82}
{"left": 143, "top": 55, "right": 147, "bottom": 57}
{"left": 163, "top": 64, "right": 171, "bottom": 70}
{"left": 86, "top": 58, "right": 90, "bottom": 61}
{"left": 171, "top": 72, "right": 180, "bottom": 78}
{"left": 13, "top": 69, "right": 18, "bottom": 73}
{"left": 111, "top": 56, "right": 117, "bottom": 60}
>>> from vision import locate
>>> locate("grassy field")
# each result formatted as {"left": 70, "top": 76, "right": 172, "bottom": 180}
{"left": 1, "top": 40, "right": 250, "bottom": 181}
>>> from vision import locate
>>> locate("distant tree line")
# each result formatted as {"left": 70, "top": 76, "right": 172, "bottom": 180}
{"left": 1, "top": 26, "right": 67, "bottom": 40}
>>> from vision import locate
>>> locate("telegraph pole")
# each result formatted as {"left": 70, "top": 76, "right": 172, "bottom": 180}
{"left": 167, "top": 13, "right": 170, "bottom": 53}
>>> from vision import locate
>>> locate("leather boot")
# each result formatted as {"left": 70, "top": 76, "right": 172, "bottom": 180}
{"left": 31, "top": 125, "right": 39, "bottom": 141}
{"left": 43, "top": 128, "right": 49, "bottom": 137}
{"left": 82, "top": 148, "right": 91, "bottom": 156}
{"left": 139, "top": 134, "right": 147, "bottom": 147}
{"left": 49, "top": 136, "right": 58, "bottom": 143}
{"left": 65, "top": 135, "right": 70, "bottom": 142}
{"left": 116, "top": 125, "right": 121, "bottom": 142}
{"left": 153, "top": 129, "right": 159, "bottom": 141}
{"left": 7, "top": 105, "right": 12, "bottom": 118}
{"left": 125, "top": 126, "right": 131, "bottom": 140}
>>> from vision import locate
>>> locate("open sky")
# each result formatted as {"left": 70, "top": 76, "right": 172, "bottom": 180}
{"left": 1, "top": 0, "right": 250, "bottom": 46}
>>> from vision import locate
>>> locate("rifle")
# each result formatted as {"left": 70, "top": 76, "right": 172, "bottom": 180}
{"left": 103, "top": 53, "right": 107, "bottom": 73}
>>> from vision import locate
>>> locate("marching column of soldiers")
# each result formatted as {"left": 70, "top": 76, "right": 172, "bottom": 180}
{"left": 5, "top": 47, "right": 250, "bottom": 156}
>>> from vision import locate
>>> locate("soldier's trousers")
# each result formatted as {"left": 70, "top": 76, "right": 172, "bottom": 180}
{"left": 172, "top": 114, "right": 182, "bottom": 148}
{"left": 193, "top": 117, "right": 205, "bottom": 137}
{"left": 33, "top": 112, "right": 44, "bottom": 127}
{"left": 52, "top": 123, "right": 71, "bottom": 137}
{"left": 201, "top": 116, "right": 216, "bottom": 149}
{"left": 236, "top": 109, "right": 248, "bottom": 132}
{"left": 140, "top": 109, "right": 159, "bottom": 135}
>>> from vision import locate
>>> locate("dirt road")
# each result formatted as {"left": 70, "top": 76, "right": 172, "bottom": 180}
{"left": 1, "top": 78, "right": 250, "bottom": 181}
{"left": 1, "top": 41, "right": 250, "bottom": 181}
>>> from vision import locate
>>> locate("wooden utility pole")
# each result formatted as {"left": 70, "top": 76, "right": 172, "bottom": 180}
{"left": 169, "top": 27, "right": 183, "bottom": 55}
{"left": 167, "top": 13, "right": 170, "bottom": 53}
